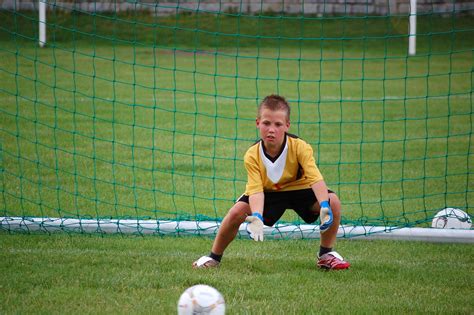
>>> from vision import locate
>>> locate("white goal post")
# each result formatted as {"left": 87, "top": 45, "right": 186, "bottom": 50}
{"left": 409, "top": 0, "right": 417, "bottom": 55}
{"left": 39, "top": 0, "right": 46, "bottom": 47}
{"left": 36, "top": 1, "right": 419, "bottom": 54}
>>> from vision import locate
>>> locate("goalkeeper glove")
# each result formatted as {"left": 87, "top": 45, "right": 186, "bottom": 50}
{"left": 319, "top": 200, "right": 333, "bottom": 233}
{"left": 245, "top": 212, "right": 264, "bottom": 241}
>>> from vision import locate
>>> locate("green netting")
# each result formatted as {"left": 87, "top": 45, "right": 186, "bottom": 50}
{"left": 0, "top": 1, "right": 472, "bottom": 237}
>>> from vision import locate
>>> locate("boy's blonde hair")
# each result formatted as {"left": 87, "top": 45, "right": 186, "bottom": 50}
{"left": 257, "top": 94, "right": 291, "bottom": 121}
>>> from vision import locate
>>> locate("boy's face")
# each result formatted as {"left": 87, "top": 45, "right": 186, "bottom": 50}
{"left": 256, "top": 107, "right": 290, "bottom": 149}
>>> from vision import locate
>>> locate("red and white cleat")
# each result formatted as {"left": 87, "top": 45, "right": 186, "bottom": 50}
{"left": 317, "top": 251, "right": 351, "bottom": 270}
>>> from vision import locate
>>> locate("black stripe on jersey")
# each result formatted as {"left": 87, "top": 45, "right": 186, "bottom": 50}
{"left": 262, "top": 135, "right": 287, "bottom": 163}
{"left": 296, "top": 163, "right": 303, "bottom": 180}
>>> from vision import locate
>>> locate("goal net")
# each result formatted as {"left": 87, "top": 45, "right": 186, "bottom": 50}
{"left": 0, "top": 1, "right": 472, "bottom": 239}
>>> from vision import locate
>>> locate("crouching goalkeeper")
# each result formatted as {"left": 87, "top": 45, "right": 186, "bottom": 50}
{"left": 193, "top": 95, "right": 350, "bottom": 270}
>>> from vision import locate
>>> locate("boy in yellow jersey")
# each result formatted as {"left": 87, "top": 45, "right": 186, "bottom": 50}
{"left": 193, "top": 95, "right": 350, "bottom": 270}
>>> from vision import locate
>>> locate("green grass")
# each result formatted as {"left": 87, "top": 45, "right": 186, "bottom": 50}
{"left": 1, "top": 233, "right": 473, "bottom": 314}
{"left": 0, "top": 11, "right": 473, "bottom": 229}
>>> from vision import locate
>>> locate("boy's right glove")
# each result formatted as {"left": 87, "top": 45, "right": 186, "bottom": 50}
{"left": 319, "top": 200, "right": 333, "bottom": 233}
{"left": 245, "top": 213, "right": 264, "bottom": 241}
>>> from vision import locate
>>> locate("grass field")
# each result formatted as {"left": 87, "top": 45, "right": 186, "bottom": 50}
{"left": 1, "top": 233, "right": 473, "bottom": 314}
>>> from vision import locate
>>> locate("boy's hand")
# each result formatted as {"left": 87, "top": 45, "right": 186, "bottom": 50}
{"left": 245, "top": 213, "right": 264, "bottom": 241}
{"left": 319, "top": 201, "right": 333, "bottom": 233}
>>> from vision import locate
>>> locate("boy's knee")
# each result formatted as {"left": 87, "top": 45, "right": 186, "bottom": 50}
{"left": 226, "top": 203, "right": 249, "bottom": 224}
{"left": 329, "top": 193, "right": 341, "bottom": 216}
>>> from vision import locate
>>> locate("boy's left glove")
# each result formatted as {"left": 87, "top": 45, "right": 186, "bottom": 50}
{"left": 319, "top": 201, "right": 333, "bottom": 233}
{"left": 245, "top": 213, "right": 264, "bottom": 241}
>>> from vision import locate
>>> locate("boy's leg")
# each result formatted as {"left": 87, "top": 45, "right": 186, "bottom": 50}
{"left": 193, "top": 201, "right": 251, "bottom": 268}
{"left": 313, "top": 192, "right": 350, "bottom": 269}
{"left": 318, "top": 192, "right": 341, "bottom": 248}
{"left": 211, "top": 201, "right": 251, "bottom": 255}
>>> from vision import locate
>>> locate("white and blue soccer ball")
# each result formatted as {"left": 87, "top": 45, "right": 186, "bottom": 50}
{"left": 432, "top": 208, "right": 472, "bottom": 229}
{"left": 177, "top": 284, "right": 225, "bottom": 315}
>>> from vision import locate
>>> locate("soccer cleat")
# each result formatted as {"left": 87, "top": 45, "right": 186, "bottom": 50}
{"left": 192, "top": 256, "right": 220, "bottom": 269}
{"left": 317, "top": 251, "right": 350, "bottom": 270}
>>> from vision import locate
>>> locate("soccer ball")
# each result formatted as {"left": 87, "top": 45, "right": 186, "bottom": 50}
{"left": 431, "top": 208, "right": 472, "bottom": 229}
{"left": 177, "top": 284, "right": 225, "bottom": 315}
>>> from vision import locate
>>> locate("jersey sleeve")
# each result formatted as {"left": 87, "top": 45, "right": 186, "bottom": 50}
{"left": 297, "top": 140, "right": 324, "bottom": 185}
{"left": 244, "top": 148, "right": 264, "bottom": 195}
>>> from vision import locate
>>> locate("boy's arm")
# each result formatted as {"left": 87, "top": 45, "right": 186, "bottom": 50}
{"left": 297, "top": 141, "right": 332, "bottom": 233}
{"left": 243, "top": 146, "right": 264, "bottom": 241}
{"left": 311, "top": 180, "right": 333, "bottom": 233}
{"left": 249, "top": 192, "right": 264, "bottom": 216}
{"left": 245, "top": 192, "right": 265, "bottom": 241}
{"left": 311, "top": 180, "right": 329, "bottom": 203}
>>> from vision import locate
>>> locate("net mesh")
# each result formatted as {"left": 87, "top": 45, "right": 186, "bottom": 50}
{"left": 0, "top": 1, "right": 472, "bottom": 236}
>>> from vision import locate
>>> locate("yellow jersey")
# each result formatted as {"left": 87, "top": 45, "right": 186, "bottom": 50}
{"left": 244, "top": 133, "right": 324, "bottom": 195}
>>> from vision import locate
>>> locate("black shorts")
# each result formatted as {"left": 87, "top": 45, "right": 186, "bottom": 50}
{"left": 237, "top": 188, "right": 335, "bottom": 227}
